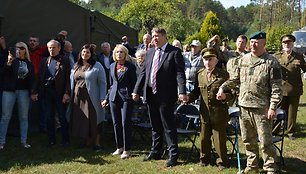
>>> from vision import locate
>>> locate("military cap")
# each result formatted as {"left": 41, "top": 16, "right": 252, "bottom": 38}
{"left": 201, "top": 48, "right": 218, "bottom": 59}
{"left": 250, "top": 31, "right": 266, "bottom": 40}
{"left": 281, "top": 34, "right": 296, "bottom": 42}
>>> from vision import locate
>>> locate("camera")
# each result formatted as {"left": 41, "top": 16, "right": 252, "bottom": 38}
{"left": 8, "top": 47, "right": 16, "bottom": 57}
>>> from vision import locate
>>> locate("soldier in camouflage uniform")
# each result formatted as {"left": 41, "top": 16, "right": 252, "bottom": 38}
{"left": 188, "top": 47, "right": 233, "bottom": 170}
{"left": 274, "top": 34, "right": 306, "bottom": 139}
{"left": 217, "top": 32, "right": 282, "bottom": 174}
{"left": 226, "top": 35, "right": 249, "bottom": 106}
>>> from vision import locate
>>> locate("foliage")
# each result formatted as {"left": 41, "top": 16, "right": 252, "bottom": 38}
{"left": 225, "top": 4, "right": 256, "bottom": 40}
{"left": 162, "top": 12, "right": 199, "bottom": 43}
{"left": 86, "top": 0, "right": 126, "bottom": 18}
{"left": 266, "top": 25, "right": 294, "bottom": 52}
{"left": 68, "top": 0, "right": 87, "bottom": 7}
{"left": 69, "top": 0, "right": 306, "bottom": 47}
{"left": 68, "top": 0, "right": 81, "bottom": 5}
{"left": 184, "top": 32, "right": 201, "bottom": 46}
{"left": 199, "top": 11, "right": 224, "bottom": 46}
{"left": 117, "top": 0, "right": 184, "bottom": 34}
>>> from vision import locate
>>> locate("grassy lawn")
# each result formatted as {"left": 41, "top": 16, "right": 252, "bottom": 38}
{"left": 1, "top": 86, "right": 306, "bottom": 174}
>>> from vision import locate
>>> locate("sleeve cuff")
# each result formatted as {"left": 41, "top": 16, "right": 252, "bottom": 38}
{"left": 269, "top": 103, "right": 277, "bottom": 110}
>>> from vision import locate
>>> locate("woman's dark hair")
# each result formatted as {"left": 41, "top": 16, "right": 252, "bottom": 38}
{"left": 75, "top": 44, "right": 96, "bottom": 69}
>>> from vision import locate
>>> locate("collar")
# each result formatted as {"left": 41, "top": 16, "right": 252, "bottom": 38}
{"left": 157, "top": 42, "right": 168, "bottom": 52}
{"left": 51, "top": 55, "right": 61, "bottom": 61}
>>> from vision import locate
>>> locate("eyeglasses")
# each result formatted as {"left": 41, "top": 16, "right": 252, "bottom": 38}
{"left": 17, "top": 47, "right": 26, "bottom": 50}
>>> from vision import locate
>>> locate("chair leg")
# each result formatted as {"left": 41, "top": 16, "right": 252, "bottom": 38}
{"left": 274, "top": 144, "right": 285, "bottom": 167}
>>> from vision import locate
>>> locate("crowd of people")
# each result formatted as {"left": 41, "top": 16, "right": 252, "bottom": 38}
{"left": 0, "top": 27, "right": 305, "bottom": 174}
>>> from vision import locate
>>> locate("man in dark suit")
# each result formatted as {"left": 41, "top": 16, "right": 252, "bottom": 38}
{"left": 132, "top": 27, "right": 187, "bottom": 167}
{"left": 97, "top": 42, "right": 114, "bottom": 89}
{"left": 137, "top": 33, "right": 152, "bottom": 52}
{"left": 33, "top": 39, "right": 71, "bottom": 146}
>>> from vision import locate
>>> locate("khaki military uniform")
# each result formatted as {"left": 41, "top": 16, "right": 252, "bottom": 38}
{"left": 220, "top": 52, "right": 282, "bottom": 172}
{"left": 274, "top": 50, "right": 306, "bottom": 136}
{"left": 188, "top": 67, "right": 232, "bottom": 166}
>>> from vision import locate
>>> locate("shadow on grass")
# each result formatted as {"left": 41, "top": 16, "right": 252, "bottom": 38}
{"left": 227, "top": 153, "right": 306, "bottom": 174}
{"left": 1, "top": 130, "right": 305, "bottom": 174}
{"left": 279, "top": 156, "right": 306, "bottom": 174}
{"left": 0, "top": 132, "right": 114, "bottom": 172}
{"left": 294, "top": 122, "right": 306, "bottom": 138}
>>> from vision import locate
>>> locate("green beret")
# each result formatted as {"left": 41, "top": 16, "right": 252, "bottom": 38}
{"left": 281, "top": 34, "right": 296, "bottom": 42}
{"left": 201, "top": 48, "right": 218, "bottom": 59}
{"left": 250, "top": 31, "right": 266, "bottom": 40}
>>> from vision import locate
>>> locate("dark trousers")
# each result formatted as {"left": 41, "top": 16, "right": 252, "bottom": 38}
{"left": 0, "top": 90, "right": 2, "bottom": 120}
{"left": 44, "top": 88, "right": 69, "bottom": 144}
{"left": 109, "top": 96, "right": 132, "bottom": 151}
{"left": 38, "top": 91, "right": 46, "bottom": 131}
{"left": 280, "top": 95, "right": 300, "bottom": 135}
{"left": 146, "top": 89, "right": 178, "bottom": 160}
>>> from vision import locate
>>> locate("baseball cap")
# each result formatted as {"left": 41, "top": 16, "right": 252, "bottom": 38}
{"left": 190, "top": 40, "right": 201, "bottom": 47}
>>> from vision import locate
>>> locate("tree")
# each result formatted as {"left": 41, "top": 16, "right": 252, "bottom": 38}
{"left": 199, "top": 11, "right": 224, "bottom": 45}
{"left": 163, "top": 11, "right": 199, "bottom": 42}
{"left": 266, "top": 25, "right": 293, "bottom": 52}
{"left": 117, "top": 0, "right": 184, "bottom": 34}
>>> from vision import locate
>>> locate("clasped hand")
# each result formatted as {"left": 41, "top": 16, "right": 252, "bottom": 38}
{"left": 216, "top": 88, "right": 226, "bottom": 100}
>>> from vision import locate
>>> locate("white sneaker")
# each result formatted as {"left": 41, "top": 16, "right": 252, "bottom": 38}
{"left": 22, "top": 143, "right": 31, "bottom": 149}
{"left": 120, "top": 151, "right": 130, "bottom": 159}
{"left": 112, "top": 148, "right": 123, "bottom": 156}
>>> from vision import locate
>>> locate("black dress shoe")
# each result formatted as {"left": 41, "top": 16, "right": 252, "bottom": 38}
{"left": 47, "top": 142, "right": 56, "bottom": 147}
{"left": 143, "top": 153, "right": 161, "bottom": 161}
{"left": 93, "top": 145, "right": 103, "bottom": 152}
{"left": 199, "top": 161, "right": 209, "bottom": 167}
{"left": 165, "top": 158, "right": 177, "bottom": 167}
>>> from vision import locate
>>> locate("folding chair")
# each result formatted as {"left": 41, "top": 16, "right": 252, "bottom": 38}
{"left": 227, "top": 106, "right": 241, "bottom": 173}
{"left": 131, "top": 104, "right": 152, "bottom": 142}
{"left": 175, "top": 104, "right": 200, "bottom": 156}
{"left": 272, "top": 108, "right": 287, "bottom": 167}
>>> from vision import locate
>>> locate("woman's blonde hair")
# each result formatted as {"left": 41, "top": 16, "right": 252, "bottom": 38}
{"left": 15, "top": 42, "right": 31, "bottom": 62}
{"left": 112, "top": 44, "right": 129, "bottom": 62}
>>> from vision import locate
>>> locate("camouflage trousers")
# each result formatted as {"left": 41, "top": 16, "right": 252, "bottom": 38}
{"left": 239, "top": 106, "right": 278, "bottom": 172}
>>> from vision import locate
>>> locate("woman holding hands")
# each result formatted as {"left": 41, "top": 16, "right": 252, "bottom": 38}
{"left": 102, "top": 44, "right": 137, "bottom": 159}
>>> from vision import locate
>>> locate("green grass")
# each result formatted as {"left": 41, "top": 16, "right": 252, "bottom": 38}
{"left": 1, "top": 84, "right": 306, "bottom": 174}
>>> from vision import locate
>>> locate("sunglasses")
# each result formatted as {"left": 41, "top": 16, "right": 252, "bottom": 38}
{"left": 17, "top": 47, "right": 26, "bottom": 50}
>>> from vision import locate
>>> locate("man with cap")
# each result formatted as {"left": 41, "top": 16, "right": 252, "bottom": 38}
{"left": 274, "top": 34, "right": 306, "bottom": 140}
{"left": 187, "top": 47, "right": 232, "bottom": 170}
{"left": 221, "top": 38, "right": 232, "bottom": 52}
{"left": 185, "top": 40, "right": 204, "bottom": 93}
{"left": 217, "top": 31, "right": 282, "bottom": 174}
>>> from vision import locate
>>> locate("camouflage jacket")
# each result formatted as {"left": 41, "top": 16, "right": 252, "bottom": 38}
{"left": 220, "top": 52, "right": 282, "bottom": 109}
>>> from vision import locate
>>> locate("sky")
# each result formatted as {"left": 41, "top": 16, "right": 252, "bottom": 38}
{"left": 218, "top": 0, "right": 251, "bottom": 8}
